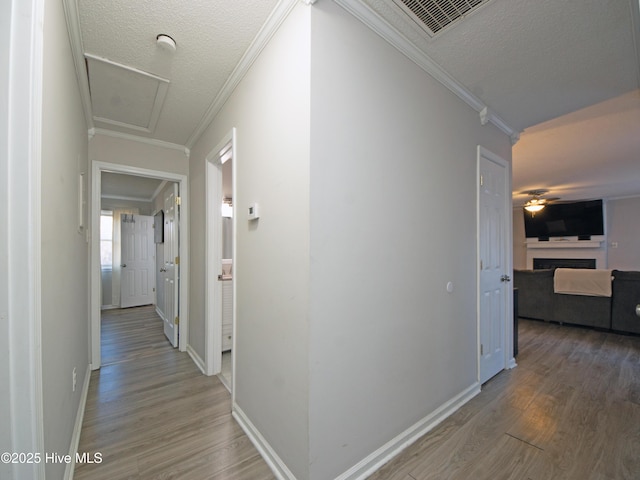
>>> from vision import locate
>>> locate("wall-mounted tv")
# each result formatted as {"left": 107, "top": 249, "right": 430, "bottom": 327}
{"left": 523, "top": 199, "right": 604, "bottom": 239}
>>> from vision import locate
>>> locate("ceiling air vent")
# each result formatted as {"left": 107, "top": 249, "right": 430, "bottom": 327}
{"left": 393, "top": 0, "right": 489, "bottom": 36}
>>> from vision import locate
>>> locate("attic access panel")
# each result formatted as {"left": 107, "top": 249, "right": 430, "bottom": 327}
{"left": 392, "top": 0, "right": 489, "bottom": 36}
{"left": 85, "top": 54, "right": 169, "bottom": 133}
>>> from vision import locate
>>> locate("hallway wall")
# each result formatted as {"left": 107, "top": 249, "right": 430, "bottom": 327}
{"left": 0, "top": 1, "right": 13, "bottom": 477}
{"left": 189, "top": 3, "right": 312, "bottom": 478}
{"left": 89, "top": 133, "right": 189, "bottom": 175}
{"left": 307, "top": 3, "right": 512, "bottom": 478}
{"left": 40, "top": 0, "right": 91, "bottom": 477}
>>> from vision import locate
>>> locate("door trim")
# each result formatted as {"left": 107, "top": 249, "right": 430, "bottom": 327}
{"left": 90, "top": 161, "right": 189, "bottom": 369}
{"left": 476, "top": 146, "right": 515, "bottom": 384}
{"left": 205, "top": 128, "right": 236, "bottom": 384}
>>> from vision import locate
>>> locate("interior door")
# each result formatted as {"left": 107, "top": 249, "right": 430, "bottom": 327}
{"left": 163, "top": 184, "right": 179, "bottom": 347}
{"left": 120, "top": 214, "right": 155, "bottom": 308}
{"left": 478, "top": 149, "right": 510, "bottom": 384}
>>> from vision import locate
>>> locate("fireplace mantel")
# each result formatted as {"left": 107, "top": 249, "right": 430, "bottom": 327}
{"left": 525, "top": 236, "right": 607, "bottom": 269}
{"left": 526, "top": 240, "right": 602, "bottom": 249}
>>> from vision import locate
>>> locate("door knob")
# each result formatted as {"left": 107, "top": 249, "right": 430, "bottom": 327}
{"left": 121, "top": 264, "right": 127, "bottom": 268}
{"left": 500, "top": 274, "right": 511, "bottom": 282}
{"left": 160, "top": 267, "right": 166, "bottom": 272}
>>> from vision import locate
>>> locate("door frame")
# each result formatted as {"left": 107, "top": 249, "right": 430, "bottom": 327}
{"left": 476, "top": 146, "right": 515, "bottom": 384}
{"left": 90, "top": 161, "right": 189, "bottom": 369}
{"left": 205, "top": 128, "right": 236, "bottom": 381}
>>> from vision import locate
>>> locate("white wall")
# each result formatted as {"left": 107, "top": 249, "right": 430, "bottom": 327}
{"left": 188, "top": 4, "right": 311, "bottom": 478}
{"left": 40, "top": 0, "right": 90, "bottom": 477}
{"left": 0, "top": 1, "right": 13, "bottom": 477}
{"left": 2, "top": 0, "right": 48, "bottom": 477}
{"left": 308, "top": 3, "right": 511, "bottom": 478}
{"left": 607, "top": 196, "right": 640, "bottom": 270}
{"left": 513, "top": 208, "right": 527, "bottom": 269}
{"left": 513, "top": 196, "right": 640, "bottom": 271}
{"left": 90, "top": 134, "right": 188, "bottom": 175}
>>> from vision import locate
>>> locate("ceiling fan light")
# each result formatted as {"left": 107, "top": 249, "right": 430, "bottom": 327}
{"left": 524, "top": 203, "right": 545, "bottom": 212}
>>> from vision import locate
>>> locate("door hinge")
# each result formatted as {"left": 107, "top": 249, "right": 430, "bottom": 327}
{"left": 480, "top": 259, "right": 483, "bottom": 270}
{"left": 175, "top": 256, "right": 180, "bottom": 265}
{"left": 176, "top": 196, "right": 181, "bottom": 206}
{"left": 480, "top": 174, "right": 484, "bottom": 186}
{"left": 480, "top": 344, "right": 484, "bottom": 356}
{"left": 174, "top": 316, "right": 179, "bottom": 325}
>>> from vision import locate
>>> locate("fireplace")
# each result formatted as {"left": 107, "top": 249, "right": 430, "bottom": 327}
{"left": 525, "top": 236, "right": 607, "bottom": 269}
{"left": 533, "top": 258, "right": 596, "bottom": 270}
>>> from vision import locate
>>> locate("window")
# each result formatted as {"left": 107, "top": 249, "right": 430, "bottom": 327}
{"left": 100, "top": 210, "right": 113, "bottom": 269}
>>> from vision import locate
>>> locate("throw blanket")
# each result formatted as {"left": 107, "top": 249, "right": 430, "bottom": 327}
{"left": 553, "top": 268, "right": 613, "bottom": 297}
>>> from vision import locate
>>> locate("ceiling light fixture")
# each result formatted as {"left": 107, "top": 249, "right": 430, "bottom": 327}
{"left": 156, "top": 34, "right": 176, "bottom": 53}
{"left": 524, "top": 201, "right": 545, "bottom": 213}
{"left": 522, "top": 189, "right": 555, "bottom": 214}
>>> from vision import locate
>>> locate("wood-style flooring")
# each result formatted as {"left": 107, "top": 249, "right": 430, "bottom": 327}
{"left": 369, "top": 319, "right": 640, "bottom": 480}
{"left": 75, "top": 307, "right": 640, "bottom": 479}
{"left": 74, "top": 306, "right": 275, "bottom": 480}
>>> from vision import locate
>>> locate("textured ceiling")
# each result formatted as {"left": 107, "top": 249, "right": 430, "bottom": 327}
{"left": 78, "top": 0, "right": 279, "bottom": 146}
{"left": 365, "top": 0, "right": 639, "bottom": 131}
{"left": 73, "top": 0, "right": 640, "bottom": 203}
{"left": 362, "top": 0, "right": 640, "bottom": 202}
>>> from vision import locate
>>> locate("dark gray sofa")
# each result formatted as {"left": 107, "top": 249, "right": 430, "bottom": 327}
{"left": 514, "top": 269, "right": 640, "bottom": 334}
{"left": 611, "top": 270, "right": 640, "bottom": 334}
{"left": 513, "top": 269, "right": 555, "bottom": 321}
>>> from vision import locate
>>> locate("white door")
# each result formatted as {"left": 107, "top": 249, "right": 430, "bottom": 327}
{"left": 163, "top": 184, "right": 179, "bottom": 347}
{"left": 478, "top": 148, "right": 511, "bottom": 384}
{"left": 120, "top": 214, "right": 155, "bottom": 308}
{"left": 155, "top": 214, "right": 166, "bottom": 321}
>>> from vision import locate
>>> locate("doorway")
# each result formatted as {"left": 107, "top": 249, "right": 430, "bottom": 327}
{"left": 90, "top": 161, "right": 189, "bottom": 370}
{"left": 477, "top": 146, "right": 514, "bottom": 384}
{"left": 205, "top": 129, "right": 236, "bottom": 389}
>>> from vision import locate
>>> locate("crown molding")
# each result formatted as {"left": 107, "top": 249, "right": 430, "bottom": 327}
{"left": 334, "top": 0, "right": 520, "bottom": 143}
{"left": 62, "top": 0, "right": 94, "bottom": 130}
{"left": 185, "top": 0, "right": 300, "bottom": 149}
{"left": 101, "top": 193, "right": 154, "bottom": 203}
{"left": 91, "top": 128, "right": 190, "bottom": 157}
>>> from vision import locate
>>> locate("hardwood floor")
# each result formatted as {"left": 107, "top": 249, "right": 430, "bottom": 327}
{"left": 76, "top": 308, "right": 640, "bottom": 479}
{"left": 368, "top": 319, "right": 640, "bottom": 480}
{"left": 74, "top": 306, "right": 275, "bottom": 480}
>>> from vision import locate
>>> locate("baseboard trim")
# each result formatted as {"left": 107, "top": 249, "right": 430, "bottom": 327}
{"left": 63, "top": 365, "right": 91, "bottom": 480}
{"left": 155, "top": 305, "right": 166, "bottom": 322}
{"left": 232, "top": 405, "right": 296, "bottom": 480}
{"left": 186, "top": 344, "right": 206, "bottom": 374}
{"left": 335, "top": 382, "right": 481, "bottom": 480}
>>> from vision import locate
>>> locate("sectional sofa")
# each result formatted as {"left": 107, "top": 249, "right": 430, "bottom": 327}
{"left": 513, "top": 268, "right": 640, "bottom": 335}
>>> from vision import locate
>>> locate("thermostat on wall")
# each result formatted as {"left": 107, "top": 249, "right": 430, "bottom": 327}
{"left": 248, "top": 202, "right": 260, "bottom": 220}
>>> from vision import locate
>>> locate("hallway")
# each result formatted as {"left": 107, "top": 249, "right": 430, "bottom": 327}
{"left": 74, "top": 306, "right": 274, "bottom": 479}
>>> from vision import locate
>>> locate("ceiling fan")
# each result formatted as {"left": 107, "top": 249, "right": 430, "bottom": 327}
{"left": 522, "top": 189, "right": 559, "bottom": 214}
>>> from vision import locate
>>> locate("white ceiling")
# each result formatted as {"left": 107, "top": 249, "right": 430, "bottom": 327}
{"left": 70, "top": 0, "right": 640, "bottom": 203}
{"left": 77, "top": 0, "right": 279, "bottom": 146}
{"left": 102, "top": 172, "right": 166, "bottom": 202}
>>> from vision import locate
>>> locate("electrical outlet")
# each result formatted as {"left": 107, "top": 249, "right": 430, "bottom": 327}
{"left": 72, "top": 368, "right": 77, "bottom": 392}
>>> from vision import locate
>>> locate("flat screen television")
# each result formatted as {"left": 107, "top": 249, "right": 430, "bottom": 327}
{"left": 523, "top": 199, "right": 604, "bottom": 239}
